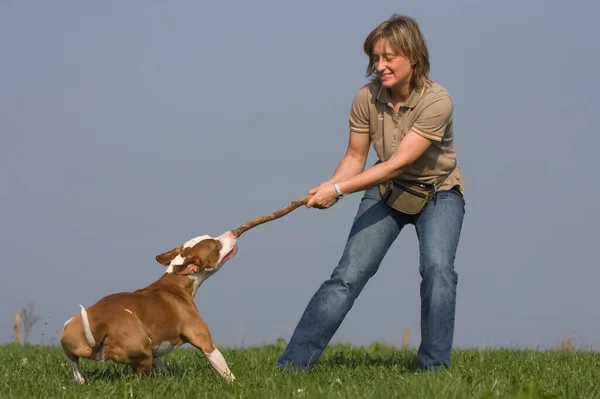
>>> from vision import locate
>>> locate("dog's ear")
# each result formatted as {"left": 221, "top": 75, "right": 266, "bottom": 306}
{"left": 155, "top": 246, "right": 183, "bottom": 266}
{"left": 172, "top": 255, "right": 209, "bottom": 275}
{"left": 172, "top": 262, "right": 200, "bottom": 275}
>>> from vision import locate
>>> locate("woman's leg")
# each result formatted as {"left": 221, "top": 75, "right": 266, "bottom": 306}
{"left": 278, "top": 186, "right": 409, "bottom": 370}
{"left": 414, "top": 189, "right": 465, "bottom": 370}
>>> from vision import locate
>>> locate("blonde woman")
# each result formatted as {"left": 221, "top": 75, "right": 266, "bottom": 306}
{"left": 278, "top": 14, "right": 466, "bottom": 372}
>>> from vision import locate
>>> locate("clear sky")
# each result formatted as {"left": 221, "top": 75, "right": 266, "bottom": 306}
{"left": 2, "top": 0, "right": 599, "bottom": 351}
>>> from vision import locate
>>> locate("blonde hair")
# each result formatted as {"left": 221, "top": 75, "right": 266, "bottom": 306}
{"left": 363, "top": 14, "right": 432, "bottom": 89}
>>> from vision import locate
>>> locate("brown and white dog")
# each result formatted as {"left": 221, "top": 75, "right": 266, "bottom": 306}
{"left": 60, "top": 230, "right": 238, "bottom": 384}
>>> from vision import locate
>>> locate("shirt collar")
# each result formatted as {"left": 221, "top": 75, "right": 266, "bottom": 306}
{"left": 375, "top": 82, "right": 424, "bottom": 109}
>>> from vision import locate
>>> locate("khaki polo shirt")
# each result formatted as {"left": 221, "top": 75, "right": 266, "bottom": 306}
{"left": 349, "top": 80, "right": 464, "bottom": 194}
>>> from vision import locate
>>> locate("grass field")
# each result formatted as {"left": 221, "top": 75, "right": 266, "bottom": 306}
{"left": 1, "top": 341, "right": 599, "bottom": 398}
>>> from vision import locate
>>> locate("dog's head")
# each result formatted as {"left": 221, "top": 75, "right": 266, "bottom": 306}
{"left": 155, "top": 230, "right": 238, "bottom": 277}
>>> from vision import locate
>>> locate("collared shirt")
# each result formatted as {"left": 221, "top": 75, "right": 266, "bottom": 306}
{"left": 348, "top": 79, "right": 464, "bottom": 194}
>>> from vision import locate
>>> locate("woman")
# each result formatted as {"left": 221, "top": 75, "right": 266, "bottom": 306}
{"left": 278, "top": 14, "right": 465, "bottom": 372}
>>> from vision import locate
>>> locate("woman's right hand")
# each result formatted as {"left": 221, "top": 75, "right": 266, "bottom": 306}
{"left": 306, "top": 181, "right": 338, "bottom": 209}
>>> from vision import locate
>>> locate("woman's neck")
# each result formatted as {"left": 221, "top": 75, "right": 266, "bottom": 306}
{"left": 388, "top": 82, "right": 413, "bottom": 107}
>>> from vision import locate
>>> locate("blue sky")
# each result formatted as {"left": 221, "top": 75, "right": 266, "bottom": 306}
{"left": 1, "top": 0, "right": 599, "bottom": 351}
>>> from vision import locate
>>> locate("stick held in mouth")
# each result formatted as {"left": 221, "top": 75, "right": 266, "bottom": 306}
{"left": 234, "top": 194, "right": 311, "bottom": 237}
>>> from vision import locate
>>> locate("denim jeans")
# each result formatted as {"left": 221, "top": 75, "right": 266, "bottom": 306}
{"left": 278, "top": 185, "right": 465, "bottom": 371}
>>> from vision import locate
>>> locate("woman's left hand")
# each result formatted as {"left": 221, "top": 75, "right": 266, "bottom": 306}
{"left": 306, "top": 181, "right": 339, "bottom": 209}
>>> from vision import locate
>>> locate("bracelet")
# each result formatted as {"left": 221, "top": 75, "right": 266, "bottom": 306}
{"left": 331, "top": 181, "right": 344, "bottom": 200}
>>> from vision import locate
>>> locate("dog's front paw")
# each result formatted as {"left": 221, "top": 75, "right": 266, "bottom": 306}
{"left": 225, "top": 372, "right": 236, "bottom": 383}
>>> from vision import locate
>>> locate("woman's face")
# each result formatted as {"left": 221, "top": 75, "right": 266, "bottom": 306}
{"left": 372, "top": 39, "right": 414, "bottom": 91}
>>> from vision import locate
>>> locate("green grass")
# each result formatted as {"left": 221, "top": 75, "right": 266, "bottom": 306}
{"left": 1, "top": 341, "right": 599, "bottom": 398}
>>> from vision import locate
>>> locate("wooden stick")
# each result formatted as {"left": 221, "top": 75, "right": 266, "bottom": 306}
{"left": 234, "top": 195, "right": 311, "bottom": 237}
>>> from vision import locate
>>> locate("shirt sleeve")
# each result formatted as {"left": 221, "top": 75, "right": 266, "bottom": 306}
{"left": 348, "top": 86, "right": 370, "bottom": 134}
{"left": 410, "top": 94, "right": 453, "bottom": 142}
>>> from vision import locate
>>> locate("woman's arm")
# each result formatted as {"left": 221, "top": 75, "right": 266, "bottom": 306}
{"left": 305, "top": 132, "right": 370, "bottom": 208}
{"left": 338, "top": 131, "right": 431, "bottom": 194}
{"left": 306, "top": 131, "right": 431, "bottom": 208}
{"left": 329, "top": 131, "right": 371, "bottom": 182}
{"left": 307, "top": 92, "right": 453, "bottom": 209}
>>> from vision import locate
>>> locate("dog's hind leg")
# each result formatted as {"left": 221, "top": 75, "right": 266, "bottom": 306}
{"left": 60, "top": 338, "right": 85, "bottom": 383}
{"left": 101, "top": 308, "right": 154, "bottom": 376}
{"left": 69, "top": 358, "right": 85, "bottom": 384}
{"left": 61, "top": 343, "right": 85, "bottom": 384}
{"left": 60, "top": 316, "right": 92, "bottom": 384}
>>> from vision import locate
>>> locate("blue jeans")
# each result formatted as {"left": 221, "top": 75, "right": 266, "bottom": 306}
{"left": 278, "top": 185, "right": 465, "bottom": 371}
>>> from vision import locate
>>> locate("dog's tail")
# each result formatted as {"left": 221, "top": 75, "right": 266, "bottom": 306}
{"left": 79, "top": 304, "right": 96, "bottom": 348}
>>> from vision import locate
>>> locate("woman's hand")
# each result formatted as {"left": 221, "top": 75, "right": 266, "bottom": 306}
{"left": 306, "top": 181, "right": 338, "bottom": 209}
